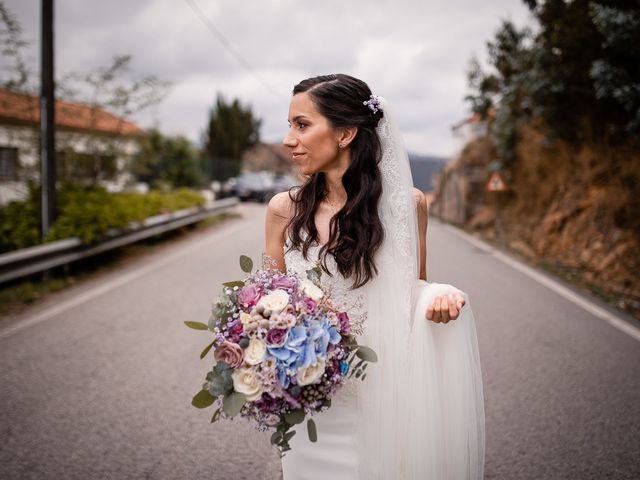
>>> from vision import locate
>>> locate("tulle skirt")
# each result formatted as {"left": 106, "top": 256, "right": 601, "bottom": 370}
{"left": 281, "top": 282, "right": 485, "bottom": 480}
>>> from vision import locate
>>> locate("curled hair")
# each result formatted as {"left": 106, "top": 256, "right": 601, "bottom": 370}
{"left": 286, "top": 74, "right": 385, "bottom": 289}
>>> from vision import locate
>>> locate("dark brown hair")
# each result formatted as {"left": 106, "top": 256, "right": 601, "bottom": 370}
{"left": 286, "top": 74, "right": 385, "bottom": 289}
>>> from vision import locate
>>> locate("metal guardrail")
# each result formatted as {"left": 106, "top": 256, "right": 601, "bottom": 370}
{"left": 0, "top": 197, "right": 239, "bottom": 284}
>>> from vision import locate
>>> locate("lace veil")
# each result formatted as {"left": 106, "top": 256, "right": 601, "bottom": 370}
{"left": 356, "top": 98, "right": 485, "bottom": 479}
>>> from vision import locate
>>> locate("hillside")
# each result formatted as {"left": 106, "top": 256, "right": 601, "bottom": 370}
{"left": 431, "top": 125, "right": 640, "bottom": 319}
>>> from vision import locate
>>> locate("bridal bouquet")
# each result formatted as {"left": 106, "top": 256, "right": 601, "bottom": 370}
{"left": 185, "top": 255, "right": 377, "bottom": 454}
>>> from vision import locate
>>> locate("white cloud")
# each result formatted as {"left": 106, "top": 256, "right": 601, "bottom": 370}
{"left": 5, "top": 0, "right": 533, "bottom": 156}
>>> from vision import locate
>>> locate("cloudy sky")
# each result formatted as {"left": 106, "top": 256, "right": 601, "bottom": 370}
{"left": 6, "top": 0, "right": 533, "bottom": 157}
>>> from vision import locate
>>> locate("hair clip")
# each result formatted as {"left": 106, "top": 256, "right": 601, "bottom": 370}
{"left": 363, "top": 94, "right": 382, "bottom": 114}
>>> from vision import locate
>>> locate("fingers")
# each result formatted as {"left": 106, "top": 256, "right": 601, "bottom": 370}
{"left": 425, "top": 294, "right": 465, "bottom": 324}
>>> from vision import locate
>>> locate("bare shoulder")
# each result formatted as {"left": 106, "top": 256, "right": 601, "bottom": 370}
{"left": 267, "top": 191, "right": 295, "bottom": 220}
{"left": 413, "top": 187, "right": 428, "bottom": 214}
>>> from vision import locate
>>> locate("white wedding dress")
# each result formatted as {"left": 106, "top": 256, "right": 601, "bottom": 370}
{"left": 279, "top": 96, "right": 484, "bottom": 479}
{"left": 280, "top": 234, "right": 485, "bottom": 480}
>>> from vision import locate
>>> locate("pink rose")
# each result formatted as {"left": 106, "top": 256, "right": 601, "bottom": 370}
{"left": 338, "top": 312, "right": 351, "bottom": 335}
{"left": 265, "top": 328, "right": 288, "bottom": 347}
{"left": 304, "top": 297, "right": 317, "bottom": 313}
{"left": 238, "top": 284, "right": 261, "bottom": 308}
{"left": 271, "top": 275, "right": 297, "bottom": 291}
{"left": 214, "top": 341, "right": 244, "bottom": 368}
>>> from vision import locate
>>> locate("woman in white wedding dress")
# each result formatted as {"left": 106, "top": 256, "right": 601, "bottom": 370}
{"left": 265, "top": 74, "right": 484, "bottom": 480}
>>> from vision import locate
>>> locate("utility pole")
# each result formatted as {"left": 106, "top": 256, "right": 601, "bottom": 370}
{"left": 40, "top": 0, "right": 56, "bottom": 238}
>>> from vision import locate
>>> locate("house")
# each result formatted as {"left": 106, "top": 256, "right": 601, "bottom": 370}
{"left": 0, "top": 88, "right": 145, "bottom": 206}
{"left": 450, "top": 109, "right": 494, "bottom": 152}
{"left": 241, "top": 142, "right": 294, "bottom": 175}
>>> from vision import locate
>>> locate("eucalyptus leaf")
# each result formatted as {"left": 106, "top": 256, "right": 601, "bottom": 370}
{"left": 214, "top": 361, "right": 231, "bottom": 372}
{"left": 184, "top": 321, "right": 208, "bottom": 330}
{"left": 307, "top": 418, "right": 318, "bottom": 443}
{"left": 240, "top": 255, "right": 253, "bottom": 273}
{"left": 271, "top": 431, "right": 283, "bottom": 445}
{"left": 284, "top": 409, "right": 305, "bottom": 425}
{"left": 284, "top": 430, "right": 297, "bottom": 442}
{"left": 191, "top": 389, "right": 215, "bottom": 409}
{"left": 355, "top": 346, "right": 378, "bottom": 362}
{"left": 222, "top": 391, "right": 247, "bottom": 417}
{"left": 223, "top": 280, "right": 245, "bottom": 288}
{"left": 200, "top": 340, "right": 215, "bottom": 359}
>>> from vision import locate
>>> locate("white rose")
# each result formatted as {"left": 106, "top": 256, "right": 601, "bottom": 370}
{"left": 257, "top": 289, "right": 290, "bottom": 314}
{"left": 296, "top": 358, "right": 326, "bottom": 386}
{"left": 244, "top": 338, "right": 266, "bottom": 365}
{"left": 232, "top": 367, "right": 263, "bottom": 401}
{"left": 301, "top": 280, "right": 324, "bottom": 302}
{"left": 239, "top": 312, "right": 252, "bottom": 325}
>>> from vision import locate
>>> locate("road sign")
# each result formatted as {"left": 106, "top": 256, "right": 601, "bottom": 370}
{"left": 486, "top": 171, "right": 507, "bottom": 192}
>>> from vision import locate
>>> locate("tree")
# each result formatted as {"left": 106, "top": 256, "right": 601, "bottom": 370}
{"left": 0, "top": 2, "right": 172, "bottom": 187}
{"left": 0, "top": 1, "right": 29, "bottom": 91}
{"left": 465, "top": 0, "right": 640, "bottom": 161}
{"left": 131, "top": 128, "right": 206, "bottom": 189}
{"left": 58, "top": 55, "right": 172, "bottom": 186}
{"left": 203, "top": 94, "right": 261, "bottom": 182}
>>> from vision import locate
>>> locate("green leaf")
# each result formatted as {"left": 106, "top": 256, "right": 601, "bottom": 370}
{"left": 222, "top": 391, "right": 247, "bottom": 417}
{"left": 355, "top": 346, "right": 378, "bottom": 362}
{"left": 284, "top": 409, "right": 305, "bottom": 425}
{"left": 240, "top": 255, "right": 253, "bottom": 273}
{"left": 283, "top": 430, "right": 297, "bottom": 442}
{"left": 271, "top": 431, "right": 283, "bottom": 445}
{"left": 200, "top": 340, "right": 215, "bottom": 359}
{"left": 222, "top": 280, "right": 245, "bottom": 288}
{"left": 191, "top": 389, "right": 215, "bottom": 409}
{"left": 307, "top": 418, "right": 318, "bottom": 443}
{"left": 184, "top": 321, "right": 209, "bottom": 330}
{"left": 214, "top": 361, "right": 231, "bottom": 372}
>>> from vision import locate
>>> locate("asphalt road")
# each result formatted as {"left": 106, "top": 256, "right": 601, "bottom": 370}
{"left": 1, "top": 203, "right": 639, "bottom": 479}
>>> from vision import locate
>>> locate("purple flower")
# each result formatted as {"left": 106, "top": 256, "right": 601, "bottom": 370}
{"left": 265, "top": 328, "right": 288, "bottom": 347}
{"left": 338, "top": 311, "right": 351, "bottom": 335}
{"left": 238, "top": 284, "right": 261, "bottom": 308}
{"left": 271, "top": 275, "right": 297, "bottom": 291}
{"left": 228, "top": 321, "right": 244, "bottom": 342}
{"left": 304, "top": 297, "right": 317, "bottom": 313}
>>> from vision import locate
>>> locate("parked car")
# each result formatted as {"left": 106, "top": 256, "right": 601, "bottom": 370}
{"left": 231, "top": 171, "right": 276, "bottom": 203}
{"left": 272, "top": 174, "right": 299, "bottom": 194}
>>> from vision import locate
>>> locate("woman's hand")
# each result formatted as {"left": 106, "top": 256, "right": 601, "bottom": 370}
{"left": 426, "top": 292, "right": 465, "bottom": 323}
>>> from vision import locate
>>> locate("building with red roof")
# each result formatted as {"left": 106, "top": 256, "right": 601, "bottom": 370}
{"left": 0, "top": 88, "right": 145, "bottom": 205}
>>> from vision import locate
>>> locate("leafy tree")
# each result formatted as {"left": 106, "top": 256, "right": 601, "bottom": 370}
{"left": 204, "top": 95, "right": 261, "bottom": 182}
{"left": 466, "top": 0, "right": 640, "bottom": 165}
{"left": 465, "top": 20, "right": 535, "bottom": 166}
{"left": 588, "top": 2, "right": 640, "bottom": 136}
{"left": 132, "top": 128, "right": 207, "bottom": 188}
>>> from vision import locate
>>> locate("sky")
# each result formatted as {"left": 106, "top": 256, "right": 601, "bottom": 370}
{"left": 5, "top": 0, "right": 533, "bottom": 158}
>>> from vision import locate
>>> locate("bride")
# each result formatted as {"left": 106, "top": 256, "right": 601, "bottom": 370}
{"left": 264, "top": 74, "right": 485, "bottom": 479}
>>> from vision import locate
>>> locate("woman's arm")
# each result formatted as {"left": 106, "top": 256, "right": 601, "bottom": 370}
{"left": 414, "top": 187, "right": 428, "bottom": 281}
{"left": 264, "top": 191, "right": 294, "bottom": 273}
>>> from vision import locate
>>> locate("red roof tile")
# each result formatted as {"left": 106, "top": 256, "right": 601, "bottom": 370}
{"left": 0, "top": 88, "right": 145, "bottom": 136}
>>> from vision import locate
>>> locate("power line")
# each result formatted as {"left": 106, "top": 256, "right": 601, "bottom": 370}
{"left": 183, "top": 0, "right": 283, "bottom": 99}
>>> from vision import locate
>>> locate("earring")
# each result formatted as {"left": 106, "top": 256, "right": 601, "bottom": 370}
{"left": 339, "top": 143, "right": 346, "bottom": 149}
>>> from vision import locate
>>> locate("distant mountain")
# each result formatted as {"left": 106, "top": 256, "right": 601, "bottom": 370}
{"left": 408, "top": 153, "right": 449, "bottom": 191}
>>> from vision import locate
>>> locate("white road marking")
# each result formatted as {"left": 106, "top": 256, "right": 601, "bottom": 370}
{"left": 442, "top": 222, "right": 640, "bottom": 342}
{"left": 0, "top": 218, "right": 248, "bottom": 341}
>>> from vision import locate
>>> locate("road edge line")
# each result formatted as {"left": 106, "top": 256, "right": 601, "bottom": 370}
{"left": 440, "top": 221, "right": 640, "bottom": 343}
